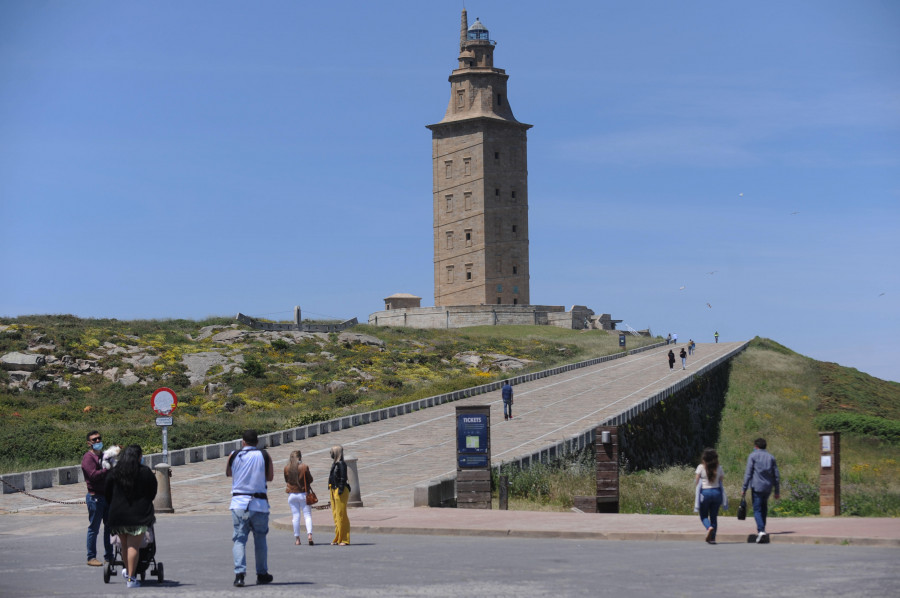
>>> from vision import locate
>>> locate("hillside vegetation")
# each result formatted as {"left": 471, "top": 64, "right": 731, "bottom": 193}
{"left": 0, "top": 315, "right": 653, "bottom": 473}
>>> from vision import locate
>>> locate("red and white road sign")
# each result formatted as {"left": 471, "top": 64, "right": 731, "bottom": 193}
{"left": 152, "top": 387, "right": 178, "bottom": 416}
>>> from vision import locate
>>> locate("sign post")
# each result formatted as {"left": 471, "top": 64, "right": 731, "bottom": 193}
{"left": 152, "top": 387, "right": 178, "bottom": 464}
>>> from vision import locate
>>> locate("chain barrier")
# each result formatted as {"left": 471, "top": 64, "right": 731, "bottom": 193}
{"left": 0, "top": 477, "right": 86, "bottom": 505}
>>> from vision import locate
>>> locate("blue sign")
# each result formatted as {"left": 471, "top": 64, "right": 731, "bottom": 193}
{"left": 457, "top": 413, "right": 488, "bottom": 468}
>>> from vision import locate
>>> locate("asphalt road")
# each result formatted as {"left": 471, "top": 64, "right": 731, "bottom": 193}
{"left": 0, "top": 513, "right": 897, "bottom": 597}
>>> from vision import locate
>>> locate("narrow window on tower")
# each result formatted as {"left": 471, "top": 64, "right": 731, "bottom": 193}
{"left": 513, "top": 286, "right": 519, "bottom": 294}
{"left": 446, "top": 266, "right": 454, "bottom": 283}
{"left": 445, "top": 195, "right": 453, "bottom": 212}
{"left": 513, "top": 265, "right": 518, "bottom": 275}
{"left": 445, "top": 161, "right": 452, "bottom": 179}
{"left": 495, "top": 188, "right": 500, "bottom": 197}
{"left": 464, "top": 158, "right": 471, "bottom": 176}
{"left": 511, "top": 190, "right": 516, "bottom": 201}
{"left": 465, "top": 229, "right": 472, "bottom": 247}
{"left": 465, "top": 263, "right": 473, "bottom": 281}
{"left": 464, "top": 192, "right": 472, "bottom": 211}
{"left": 497, "top": 297, "right": 502, "bottom": 304}
{"left": 494, "top": 152, "right": 500, "bottom": 160}
{"left": 497, "top": 93, "right": 503, "bottom": 106}
{"left": 496, "top": 284, "right": 503, "bottom": 293}
{"left": 511, "top": 224, "right": 517, "bottom": 238}
{"left": 457, "top": 89, "right": 465, "bottom": 108}
{"left": 445, "top": 232, "right": 453, "bottom": 250}
{"left": 513, "top": 298, "right": 518, "bottom": 305}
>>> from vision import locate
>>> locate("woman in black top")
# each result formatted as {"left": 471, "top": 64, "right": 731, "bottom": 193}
{"left": 105, "top": 445, "right": 157, "bottom": 586}
{"left": 328, "top": 445, "right": 351, "bottom": 545}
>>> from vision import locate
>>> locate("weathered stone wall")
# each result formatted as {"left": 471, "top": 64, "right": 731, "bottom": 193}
{"left": 235, "top": 313, "right": 357, "bottom": 333}
{"left": 368, "top": 304, "right": 581, "bottom": 329}
{"left": 618, "top": 361, "right": 732, "bottom": 471}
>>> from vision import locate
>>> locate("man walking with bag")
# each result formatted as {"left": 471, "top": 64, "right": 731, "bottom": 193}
{"left": 742, "top": 437, "right": 780, "bottom": 543}
{"left": 227, "top": 430, "right": 274, "bottom": 587}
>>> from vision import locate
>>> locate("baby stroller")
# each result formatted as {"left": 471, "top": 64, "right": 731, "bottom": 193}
{"left": 103, "top": 526, "right": 164, "bottom": 584}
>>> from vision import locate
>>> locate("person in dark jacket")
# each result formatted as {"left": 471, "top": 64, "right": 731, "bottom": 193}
{"left": 328, "top": 445, "right": 351, "bottom": 545}
{"left": 668, "top": 350, "right": 676, "bottom": 370}
{"left": 742, "top": 437, "right": 781, "bottom": 543}
{"left": 82, "top": 430, "right": 112, "bottom": 566}
{"left": 680, "top": 347, "right": 687, "bottom": 369}
{"left": 105, "top": 445, "right": 157, "bottom": 588}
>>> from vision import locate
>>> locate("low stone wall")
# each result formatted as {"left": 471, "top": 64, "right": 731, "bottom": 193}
{"left": 235, "top": 313, "right": 358, "bottom": 333}
{"left": 368, "top": 304, "right": 584, "bottom": 329}
{"left": 1, "top": 341, "right": 666, "bottom": 496}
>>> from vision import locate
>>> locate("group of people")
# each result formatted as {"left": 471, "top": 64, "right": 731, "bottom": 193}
{"left": 82, "top": 429, "right": 353, "bottom": 589}
{"left": 667, "top": 339, "right": 698, "bottom": 370}
{"left": 694, "top": 438, "right": 781, "bottom": 545}
{"left": 81, "top": 431, "right": 157, "bottom": 588}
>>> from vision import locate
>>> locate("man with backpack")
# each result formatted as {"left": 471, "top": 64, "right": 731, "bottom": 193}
{"left": 227, "top": 430, "right": 274, "bottom": 587}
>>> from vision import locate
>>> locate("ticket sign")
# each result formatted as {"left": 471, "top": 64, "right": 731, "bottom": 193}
{"left": 457, "top": 412, "right": 488, "bottom": 468}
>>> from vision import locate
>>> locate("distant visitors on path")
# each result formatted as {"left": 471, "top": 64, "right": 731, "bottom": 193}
{"left": 82, "top": 430, "right": 113, "bottom": 567}
{"left": 694, "top": 448, "right": 727, "bottom": 544}
{"left": 105, "top": 445, "right": 157, "bottom": 588}
{"left": 284, "top": 450, "right": 315, "bottom": 546}
{"left": 502, "top": 380, "right": 514, "bottom": 420}
{"left": 666, "top": 333, "right": 672, "bottom": 345}
{"left": 689, "top": 339, "right": 696, "bottom": 355}
{"left": 742, "top": 438, "right": 780, "bottom": 544}
{"left": 668, "top": 350, "right": 675, "bottom": 370}
{"left": 673, "top": 333, "right": 678, "bottom": 344}
{"left": 227, "top": 429, "right": 274, "bottom": 587}
{"left": 328, "top": 445, "right": 351, "bottom": 546}
{"left": 680, "top": 348, "right": 687, "bottom": 369}
{"left": 714, "top": 331, "right": 719, "bottom": 343}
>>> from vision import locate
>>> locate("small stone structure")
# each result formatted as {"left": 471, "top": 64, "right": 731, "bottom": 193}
{"left": 383, "top": 293, "right": 421, "bottom": 310}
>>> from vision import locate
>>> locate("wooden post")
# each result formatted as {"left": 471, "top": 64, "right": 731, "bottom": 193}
{"left": 596, "top": 426, "right": 619, "bottom": 513}
{"left": 819, "top": 431, "right": 841, "bottom": 516}
{"left": 499, "top": 474, "right": 508, "bottom": 510}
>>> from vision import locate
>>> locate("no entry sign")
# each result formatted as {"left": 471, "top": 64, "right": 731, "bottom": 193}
{"left": 152, "top": 387, "right": 178, "bottom": 416}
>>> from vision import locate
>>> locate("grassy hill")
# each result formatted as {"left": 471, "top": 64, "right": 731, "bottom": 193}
{"left": 0, "top": 315, "right": 654, "bottom": 473}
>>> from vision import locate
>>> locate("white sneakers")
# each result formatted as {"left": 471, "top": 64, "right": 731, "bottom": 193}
{"left": 756, "top": 531, "right": 768, "bottom": 543}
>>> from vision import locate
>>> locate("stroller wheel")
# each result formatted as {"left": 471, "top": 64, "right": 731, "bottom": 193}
{"left": 103, "top": 564, "right": 111, "bottom": 584}
{"left": 140, "top": 570, "right": 145, "bottom": 582}
{"left": 156, "top": 562, "right": 164, "bottom": 583}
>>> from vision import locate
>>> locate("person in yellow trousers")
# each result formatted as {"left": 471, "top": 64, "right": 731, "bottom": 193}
{"left": 328, "top": 445, "right": 351, "bottom": 545}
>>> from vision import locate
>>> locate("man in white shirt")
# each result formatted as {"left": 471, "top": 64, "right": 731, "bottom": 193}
{"left": 227, "top": 429, "right": 274, "bottom": 587}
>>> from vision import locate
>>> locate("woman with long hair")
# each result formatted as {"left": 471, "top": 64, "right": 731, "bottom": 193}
{"left": 694, "top": 448, "right": 726, "bottom": 544}
{"left": 104, "top": 445, "right": 157, "bottom": 587}
{"left": 284, "top": 450, "right": 314, "bottom": 546}
{"left": 328, "top": 445, "right": 351, "bottom": 546}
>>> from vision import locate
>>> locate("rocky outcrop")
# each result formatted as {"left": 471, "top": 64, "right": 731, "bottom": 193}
{"left": 182, "top": 352, "right": 229, "bottom": 385}
{"left": 338, "top": 332, "right": 385, "bottom": 348}
{"left": 1, "top": 352, "right": 47, "bottom": 371}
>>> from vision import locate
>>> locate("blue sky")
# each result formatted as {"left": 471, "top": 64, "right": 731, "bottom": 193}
{"left": 2, "top": 2, "right": 898, "bottom": 382}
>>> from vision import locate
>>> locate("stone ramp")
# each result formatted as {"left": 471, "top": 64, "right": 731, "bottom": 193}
{"left": 1, "top": 341, "right": 745, "bottom": 514}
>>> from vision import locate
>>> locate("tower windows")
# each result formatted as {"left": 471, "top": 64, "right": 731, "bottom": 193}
{"left": 445, "top": 194, "right": 453, "bottom": 212}
{"left": 464, "top": 158, "right": 471, "bottom": 176}
{"left": 445, "top": 231, "right": 453, "bottom": 249}
{"left": 465, "top": 263, "right": 473, "bottom": 281}
{"left": 511, "top": 190, "right": 516, "bottom": 200}
{"left": 464, "top": 192, "right": 472, "bottom": 211}
{"left": 495, "top": 188, "right": 500, "bottom": 196}
{"left": 445, "top": 161, "right": 452, "bottom": 179}
{"left": 457, "top": 89, "right": 465, "bottom": 108}
{"left": 511, "top": 224, "right": 517, "bottom": 237}
{"left": 496, "top": 284, "right": 502, "bottom": 293}
{"left": 465, "top": 229, "right": 473, "bottom": 247}
{"left": 446, "top": 266, "right": 454, "bottom": 283}
{"left": 494, "top": 152, "right": 500, "bottom": 159}
{"left": 513, "top": 265, "right": 518, "bottom": 275}
{"left": 497, "top": 93, "right": 503, "bottom": 106}
{"left": 497, "top": 297, "right": 502, "bottom": 304}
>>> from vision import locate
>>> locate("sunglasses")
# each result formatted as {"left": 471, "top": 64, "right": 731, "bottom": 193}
{"left": 89, "top": 437, "right": 102, "bottom": 443}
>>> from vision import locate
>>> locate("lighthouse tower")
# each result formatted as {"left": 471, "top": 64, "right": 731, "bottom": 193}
{"left": 427, "top": 10, "right": 532, "bottom": 307}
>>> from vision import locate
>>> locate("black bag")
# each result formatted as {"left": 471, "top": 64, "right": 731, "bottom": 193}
{"left": 737, "top": 497, "right": 747, "bottom": 520}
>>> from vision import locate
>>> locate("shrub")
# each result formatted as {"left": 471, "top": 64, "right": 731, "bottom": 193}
{"left": 815, "top": 413, "right": 900, "bottom": 444}
{"left": 244, "top": 358, "right": 266, "bottom": 378}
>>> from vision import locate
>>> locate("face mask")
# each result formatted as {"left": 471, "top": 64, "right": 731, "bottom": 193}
{"left": 92, "top": 442, "right": 103, "bottom": 451}
{"left": 140, "top": 458, "right": 145, "bottom": 466}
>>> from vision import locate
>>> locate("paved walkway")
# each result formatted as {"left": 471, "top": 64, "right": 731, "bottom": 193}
{"left": 4, "top": 340, "right": 897, "bottom": 547}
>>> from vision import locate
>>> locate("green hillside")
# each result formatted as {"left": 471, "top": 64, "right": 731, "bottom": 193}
{"left": 0, "top": 315, "right": 654, "bottom": 473}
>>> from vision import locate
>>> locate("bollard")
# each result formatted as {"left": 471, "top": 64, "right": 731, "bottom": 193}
{"left": 344, "top": 456, "right": 364, "bottom": 508}
{"left": 153, "top": 463, "right": 174, "bottom": 514}
{"left": 499, "top": 474, "right": 509, "bottom": 510}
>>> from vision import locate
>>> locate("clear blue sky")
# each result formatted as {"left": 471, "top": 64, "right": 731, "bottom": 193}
{"left": 2, "top": 2, "right": 898, "bottom": 382}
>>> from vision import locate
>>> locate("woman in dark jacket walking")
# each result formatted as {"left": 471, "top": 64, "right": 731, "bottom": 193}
{"left": 668, "top": 349, "right": 676, "bottom": 370}
{"left": 328, "top": 445, "right": 351, "bottom": 545}
{"left": 105, "top": 445, "right": 157, "bottom": 587}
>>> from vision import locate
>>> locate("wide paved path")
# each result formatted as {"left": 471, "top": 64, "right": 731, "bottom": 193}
{"left": 2, "top": 342, "right": 744, "bottom": 515}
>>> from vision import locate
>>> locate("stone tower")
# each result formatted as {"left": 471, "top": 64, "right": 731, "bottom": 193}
{"left": 427, "top": 10, "right": 531, "bottom": 307}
